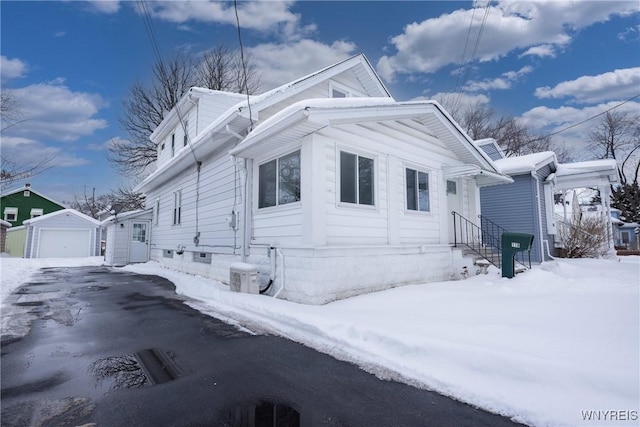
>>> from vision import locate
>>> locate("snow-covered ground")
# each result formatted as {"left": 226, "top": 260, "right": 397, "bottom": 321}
{"left": 1, "top": 254, "right": 638, "bottom": 427}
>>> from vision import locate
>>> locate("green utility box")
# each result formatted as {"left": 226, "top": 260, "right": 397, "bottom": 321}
{"left": 501, "top": 232, "right": 534, "bottom": 278}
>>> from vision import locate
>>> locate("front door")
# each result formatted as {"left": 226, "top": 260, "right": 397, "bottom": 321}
{"left": 130, "top": 221, "right": 150, "bottom": 263}
{"left": 447, "top": 179, "right": 461, "bottom": 244}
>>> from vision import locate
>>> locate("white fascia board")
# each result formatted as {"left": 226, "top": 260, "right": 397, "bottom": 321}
{"left": 137, "top": 109, "right": 245, "bottom": 193}
{"left": 23, "top": 209, "right": 100, "bottom": 226}
{"left": 250, "top": 55, "right": 392, "bottom": 112}
{"left": 150, "top": 90, "right": 201, "bottom": 142}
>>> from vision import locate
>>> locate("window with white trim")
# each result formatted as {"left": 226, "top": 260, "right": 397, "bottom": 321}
{"left": 24, "top": 190, "right": 30, "bottom": 197}
{"left": 30, "top": 208, "right": 44, "bottom": 219}
{"left": 405, "top": 168, "right": 429, "bottom": 212}
{"left": 183, "top": 120, "right": 189, "bottom": 147}
{"left": 258, "top": 151, "right": 301, "bottom": 208}
{"left": 3, "top": 207, "right": 18, "bottom": 222}
{"left": 173, "top": 190, "right": 181, "bottom": 225}
{"left": 340, "top": 151, "right": 374, "bottom": 206}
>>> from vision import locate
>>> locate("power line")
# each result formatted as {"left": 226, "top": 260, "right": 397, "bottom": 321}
{"left": 528, "top": 93, "right": 640, "bottom": 144}
{"left": 233, "top": 0, "right": 254, "bottom": 130}
{"left": 452, "top": 1, "right": 492, "bottom": 112}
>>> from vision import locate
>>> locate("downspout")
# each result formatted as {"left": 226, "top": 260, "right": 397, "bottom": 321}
{"left": 531, "top": 171, "right": 546, "bottom": 262}
{"left": 273, "top": 248, "right": 286, "bottom": 298}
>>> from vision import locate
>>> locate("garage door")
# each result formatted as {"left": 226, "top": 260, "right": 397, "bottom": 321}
{"left": 38, "top": 229, "right": 91, "bottom": 258}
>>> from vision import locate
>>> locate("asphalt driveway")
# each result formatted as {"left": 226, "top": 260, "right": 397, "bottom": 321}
{"left": 1, "top": 266, "right": 524, "bottom": 426}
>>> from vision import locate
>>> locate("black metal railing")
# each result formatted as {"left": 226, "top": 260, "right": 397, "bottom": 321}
{"left": 452, "top": 211, "right": 530, "bottom": 270}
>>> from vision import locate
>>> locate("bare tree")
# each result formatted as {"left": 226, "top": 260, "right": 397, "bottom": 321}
{"left": 447, "top": 102, "right": 555, "bottom": 157}
{"left": 68, "top": 185, "right": 145, "bottom": 219}
{"left": 589, "top": 111, "right": 640, "bottom": 185}
{"left": 111, "top": 53, "right": 196, "bottom": 175}
{"left": 1, "top": 89, "right": 54, "bottom": 188}
{"left": 112, "top": 45, "right": 261, "bottom": 176}
{"left": 1, "top": 90, "right": 25, "bottom": 132}
{"left": 589, "top": 111, "right": 640, "bottom": 224}
{"left": 1, "top": 157, "right": 54, "bottom": 190}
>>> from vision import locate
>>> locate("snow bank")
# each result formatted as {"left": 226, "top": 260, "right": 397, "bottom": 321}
{"left": 1, "top": 254, "right": 638, "bottom": 426}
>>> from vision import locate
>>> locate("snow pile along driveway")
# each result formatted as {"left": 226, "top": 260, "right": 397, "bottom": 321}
{"left": 1, "top": 255, "right": 638, "bottom": 426}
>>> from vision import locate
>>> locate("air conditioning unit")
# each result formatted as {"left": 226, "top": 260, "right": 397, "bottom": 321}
{"left": 229, "top": 263, "right": 259, "bottom": 294}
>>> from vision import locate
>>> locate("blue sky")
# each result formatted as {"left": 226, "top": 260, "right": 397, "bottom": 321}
{"left": 1, "top": 1, "right": 639, "bottom": 203}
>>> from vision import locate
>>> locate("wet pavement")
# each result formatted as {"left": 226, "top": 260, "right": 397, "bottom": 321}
{"left": 1, "top": 266, "right": 525, "bottom": 426}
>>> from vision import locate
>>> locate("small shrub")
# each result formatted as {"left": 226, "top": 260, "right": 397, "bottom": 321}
{"left": 559, "top": 216, "right": 610, "bottom": 258}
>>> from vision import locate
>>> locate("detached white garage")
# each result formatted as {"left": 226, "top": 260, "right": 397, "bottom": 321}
{"left": 24, "top": 209, "right": 101, "bottom": 258}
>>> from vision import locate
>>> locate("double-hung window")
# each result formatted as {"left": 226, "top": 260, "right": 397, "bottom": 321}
{"left": 3, "top": 207, "right": 18, "bottom": 222}
{"left": 340, "top": 151, "right": 374, "bottom": 206}
{"left": 183, "top": 120, "right": 189, "bottom": 147}
{"left": 258, "top": 151, "right": 301, "bottom": 208}
{"left": 406, "top": 168, "right": 429, "bottom": 212}
{"left": 173, "top": 190, "right": 181, "bottom": 225}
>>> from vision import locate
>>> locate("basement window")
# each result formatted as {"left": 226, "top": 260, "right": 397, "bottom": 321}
{"left": 193, "top": 252, "right": 212, "bottom": 264}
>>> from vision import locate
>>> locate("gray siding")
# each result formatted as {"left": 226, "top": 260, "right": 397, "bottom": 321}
{"left": 480, "top": 174, "right": 543, "bottom": 263}
{"left": 478, "top": 143, "right": 503, "bottom": 161}
{"left": 535, "top": 164, "right": 555, "bottom": 260}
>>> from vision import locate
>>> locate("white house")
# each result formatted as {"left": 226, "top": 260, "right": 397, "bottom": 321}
{"left": 136, "top": 54, "right": 512, "bottom": 304}
{"left": 23, "top": 209, "right": 101, "bottom": 258}
{"left": 102, "top": 209, "right": 154, "bottom": 266}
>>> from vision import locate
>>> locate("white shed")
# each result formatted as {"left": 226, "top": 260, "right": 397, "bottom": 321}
{"left": 23, "top": 209, "right": 101, "bottom": 258}
{"left": 102, "top": 209, "right": 153, "bottom": 266}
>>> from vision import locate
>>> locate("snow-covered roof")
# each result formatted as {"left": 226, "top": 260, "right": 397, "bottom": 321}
{"left": 230, "top": 97, "right": 512, "bottom": 187}
{"left": 493, "top": 151, "right": 557, "bottom": 175}
{"left": 100, "top": 208, "right": 153, "bottom": 226}
{"left": 23, "top": 209, "right": 100, "bottom": 226}
{"left": 555, "top": 159, "right": 618, "bottom": 190}
{"left": 138, "top": 54, "right": 389, "bottom": 194}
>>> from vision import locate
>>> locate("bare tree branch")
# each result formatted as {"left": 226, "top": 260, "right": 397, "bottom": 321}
{"left": 112, "top": 46, "right": 261, "bottom": 176}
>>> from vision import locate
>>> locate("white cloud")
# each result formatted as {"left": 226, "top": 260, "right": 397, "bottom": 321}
{"left": 520, "top": 100, "right": 640, "bottom": 157}
{"left": 142, "top": 0, "right": 314, "bottom": 41}
{"left": 84, "top": 1, "right": 120, "bottom": 14}
{"left": 248, "top": 39, "right": 358, "bottom": 91}
{"left": 87, "top": 136, "right": 123, "bottom": 151}
{"left": 463, "top": 66, "right": 533, "bottom": 92}
{"left": 376, "top": 1, "right": 639, "bottom": 80}
{"left": 519, "top": 44, "right": 557, "bottom": 58}
{"left": 1, "top": 56, "right": 28, "bottom": 81}
{"left": 1, "top": 136, "right": 89, "bottom": 169}
{"left": 5, "top": 81, "right": 108, "bottom": 142}
{"left": 54, "top": 31, "right": 66, "bottom": 38}
{"left": 534, "top": 67, "right": 640, "bottom": 104}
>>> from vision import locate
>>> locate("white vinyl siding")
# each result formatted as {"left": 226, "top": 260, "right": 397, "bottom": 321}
{"left": 146, "top": 142, "right": 243, "bottom": 255}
